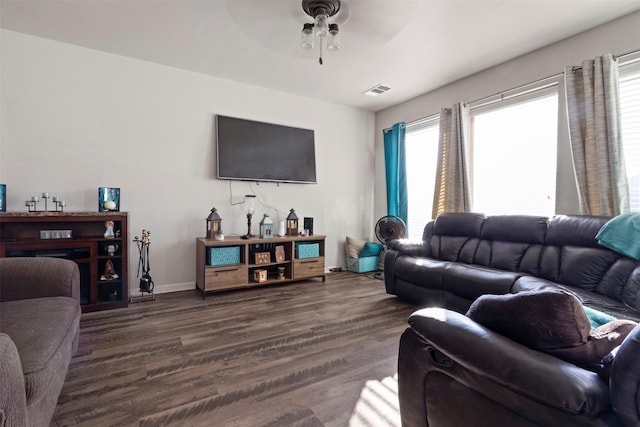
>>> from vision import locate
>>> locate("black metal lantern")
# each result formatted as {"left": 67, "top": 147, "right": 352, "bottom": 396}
{"left": 287, "top": 208, "right": 299, "bottom": 236}
{"left": 206, "top": 207, "right": 222, "bottom": 239}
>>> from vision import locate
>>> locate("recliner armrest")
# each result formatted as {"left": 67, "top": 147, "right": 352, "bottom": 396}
{"left": 387, "top": 239, "right": 429, "bottom": 257}
{"left": 610, "top": 324, "right": 640, "bottom": 426}
{"left": 408, "top": 307, "right": 611, "bottom": 415}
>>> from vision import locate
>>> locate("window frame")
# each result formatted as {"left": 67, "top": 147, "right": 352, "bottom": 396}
{"left": 468, "top": 81, "right": 561, "bottom": 217}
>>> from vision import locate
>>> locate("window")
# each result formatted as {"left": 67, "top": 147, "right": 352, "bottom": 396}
{"left": 620, "top": 59, "right": 640, "bottom": 212}
{"left": 470, "top": 88, "right": 559, "bottom": 216}
{"left": 405, "top": 117, "right": 439, "bottom": 239}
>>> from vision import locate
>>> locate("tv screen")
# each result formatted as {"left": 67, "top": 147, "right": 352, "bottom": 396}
{"left": 216, "top": 115, "right": 317, "bottom": 184}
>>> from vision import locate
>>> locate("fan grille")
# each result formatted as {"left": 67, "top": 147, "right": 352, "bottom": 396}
{"left": 375, "top": 216, "right": 406, "bottom": 244}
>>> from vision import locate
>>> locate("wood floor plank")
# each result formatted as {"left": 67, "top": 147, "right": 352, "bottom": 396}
{"left": 51, "top": 272, "right": 417, "bottom": 426}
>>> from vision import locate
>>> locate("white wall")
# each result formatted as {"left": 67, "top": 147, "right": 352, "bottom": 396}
{"left": 0, "top": 30, "right": 376, "bottom": 294}
{"left": 375, "top": 11, "right": 640, "bottom": 222}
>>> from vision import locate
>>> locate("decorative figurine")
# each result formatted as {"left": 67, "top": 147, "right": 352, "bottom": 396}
{"left": 104, "top": 220, "right": 115, "bottom": 238}
{"left": 100, "top": 259, "right": 119, "bottom": 281}
{"left": 105, "top": 243, "right": 118, "bottom": 256}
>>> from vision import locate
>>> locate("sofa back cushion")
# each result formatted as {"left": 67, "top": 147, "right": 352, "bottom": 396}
{"left": 427, "top": 212, "right": 485, "bottom": 262}
{"left": 480, "top": 215, "right": 548, "bottom": 244}
{"left": 621, "top": 269, "right": 640, "bottom": 312}
{"left": 545, "top": 215, "right": 609, "bottom": 247}
{"left": 558, "top": 247, "right": 618, "bottom": 291}
{"left": 428, "top": 214, "right": 550, "bottom": 274}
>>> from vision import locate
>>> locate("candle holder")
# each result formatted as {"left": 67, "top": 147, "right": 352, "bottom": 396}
{"left": 25, "top": 192, "right": 66, "bottom": 212}
{"left": 0, "top": 184, "right": 6, "bottom": 212}
{"left": 98, "top": 187, "right": 120, "bottom": 212}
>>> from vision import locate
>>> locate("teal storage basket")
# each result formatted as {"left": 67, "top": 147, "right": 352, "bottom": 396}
{"left": 346, "top": 256, "right": 379, "bottom": 273}
{"left": 296, "top": 242, "right": 320, "bottom": 259}
{"left": 208, "top": 246, "right": 241, "bottom": 266}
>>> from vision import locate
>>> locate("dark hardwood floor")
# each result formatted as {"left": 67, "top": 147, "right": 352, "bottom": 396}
{"left": 52, "top": 272, "right": 418, "bottom": 426}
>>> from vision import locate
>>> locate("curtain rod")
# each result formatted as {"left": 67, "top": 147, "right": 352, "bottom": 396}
{"left": 383, "top": 47, "right": 640, "bottom": 132}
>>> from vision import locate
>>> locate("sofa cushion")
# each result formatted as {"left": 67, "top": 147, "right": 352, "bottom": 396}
{"left": 345, "top": 236, "right": 367, "bottom": 258}
{"left": 480, "top": 215, "right": 548, "bottom": 244}
{"left": 432, "top": 212, "right": 485, "bottom": 237}
{"left": 621, "top": 268, "right": 640, "bottom": 314}
{"left": 545, "top": 215, "right": 609, "bottom": 248}
{"left": 466, "top": 289, "right": 590, "bottom": 350}
{"left": 0, "top": 297, "right": 81, "bottom": 405}
{"left": 359, "top": 242, "right": 383, "bottom": 257}
{"left": 443, "top": 263, "right": 519, "bottom": 301}
{"left": 559, "top": 246, "right": 618, "bottom": 291}
{"left": 395, "top": 257, "right": 448, "bottom": 291}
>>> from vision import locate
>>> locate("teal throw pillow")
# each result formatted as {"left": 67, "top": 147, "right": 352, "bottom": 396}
{"left": 583, "top": 306, "right": 616, "bottom": 329}
{"left": 359, "top": 242, "right": 383, "bottom": 258}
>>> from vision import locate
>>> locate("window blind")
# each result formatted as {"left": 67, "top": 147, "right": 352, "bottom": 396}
{"left": 620, "top": 61, "right": 640, "bottom": 211}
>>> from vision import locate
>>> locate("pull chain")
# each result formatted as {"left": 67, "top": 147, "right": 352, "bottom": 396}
{"left": 319, "top": 39, "right": 323, "bottom": 65}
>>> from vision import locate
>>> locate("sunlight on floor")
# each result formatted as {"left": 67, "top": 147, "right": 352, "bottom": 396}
{"left": 348, "top": 374, "right": 400, "bottom": 427}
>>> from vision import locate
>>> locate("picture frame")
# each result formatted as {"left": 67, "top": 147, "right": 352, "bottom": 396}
{"left": 255, "top": 252, "right": 271, "bottom": 265}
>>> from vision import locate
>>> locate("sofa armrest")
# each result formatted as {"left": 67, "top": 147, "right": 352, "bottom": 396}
{"left": 610, "top": 323, "right": 640, "bottom": 426}
{"left": 0, "top": 257, "right": 80, "bottom": 302}
{"left": 407, "top": 307, "right": 611, "bottom": 415}
{"left": 386, "top": 239, "right": 429, "bottom": 257}
{"left": 0, "top": 333, "right": 29, "bottom": 426}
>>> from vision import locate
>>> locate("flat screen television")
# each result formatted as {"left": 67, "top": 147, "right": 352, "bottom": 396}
{"left": 216, "top": 115, "right": 317, "bottom": 184}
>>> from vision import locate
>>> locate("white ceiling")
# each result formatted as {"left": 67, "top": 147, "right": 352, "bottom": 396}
{"left": 2, "top": 0, "right": 640, "bottom": 112}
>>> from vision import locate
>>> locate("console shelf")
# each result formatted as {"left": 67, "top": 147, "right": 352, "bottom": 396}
{"left": 195, "top": 235, "right": 325, "bottom": 298}
{"left": 0, "top": 212, "right": 129, "bottom": 312}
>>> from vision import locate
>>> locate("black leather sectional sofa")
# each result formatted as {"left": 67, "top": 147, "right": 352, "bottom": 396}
{"left": 384, "top": 212, "right": 640, "bottom": 321}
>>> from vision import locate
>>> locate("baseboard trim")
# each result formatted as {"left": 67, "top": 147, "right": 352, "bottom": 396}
{"left": 129, "top": 281, "right": 195, "bottom": 297}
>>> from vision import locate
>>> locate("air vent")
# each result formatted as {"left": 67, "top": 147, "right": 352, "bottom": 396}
{"left": 362, "top": 84, "right": 391, "bottom": 97}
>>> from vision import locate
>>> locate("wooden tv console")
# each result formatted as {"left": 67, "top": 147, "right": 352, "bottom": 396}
{"left": 195, "top": 234, "right": 325, "bottom": 298}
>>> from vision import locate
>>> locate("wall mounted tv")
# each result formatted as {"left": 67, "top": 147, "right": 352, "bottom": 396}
{"left": 216, "top": 115, "right": 317, "bottom": 184}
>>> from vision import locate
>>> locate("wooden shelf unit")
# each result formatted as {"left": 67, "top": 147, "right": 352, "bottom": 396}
{"left": 196, "top": 234, "right": 325, "bottom": 298}
{"left": 0, "top": 212, "right": 129, "bottom": 312}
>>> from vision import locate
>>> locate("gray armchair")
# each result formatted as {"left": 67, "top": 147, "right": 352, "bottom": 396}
{"left": 0, "top": 257, "right": 81, "bottom": 427}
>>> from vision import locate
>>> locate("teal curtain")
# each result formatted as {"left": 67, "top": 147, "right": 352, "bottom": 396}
{"left": 383, "top": 122, "right": 408, "bottom": 224}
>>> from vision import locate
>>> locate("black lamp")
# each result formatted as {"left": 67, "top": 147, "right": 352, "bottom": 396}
{"left": 244, "top": 195, "right": 256, "bottom": 238}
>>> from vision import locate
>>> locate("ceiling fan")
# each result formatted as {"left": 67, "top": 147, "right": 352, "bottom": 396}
{"left": 224, "top": 1, "right": 417, "bottom": 61}
{"left": 300, "top": 0, "right": 342, "bottom": 64}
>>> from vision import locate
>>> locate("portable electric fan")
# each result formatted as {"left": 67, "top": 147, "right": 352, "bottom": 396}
{"left": 374, "top": 215, "right": 407, "bottom": 279}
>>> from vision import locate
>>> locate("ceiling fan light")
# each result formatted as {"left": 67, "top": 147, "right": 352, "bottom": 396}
{"left": 327, "top": 24, "right": 340, "bottom": 51}
{"left": 314, "top": 14, "right": 329, "bottom": 38}
{"left": 301, "top": 23, "right": 314, "bottom": 49}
